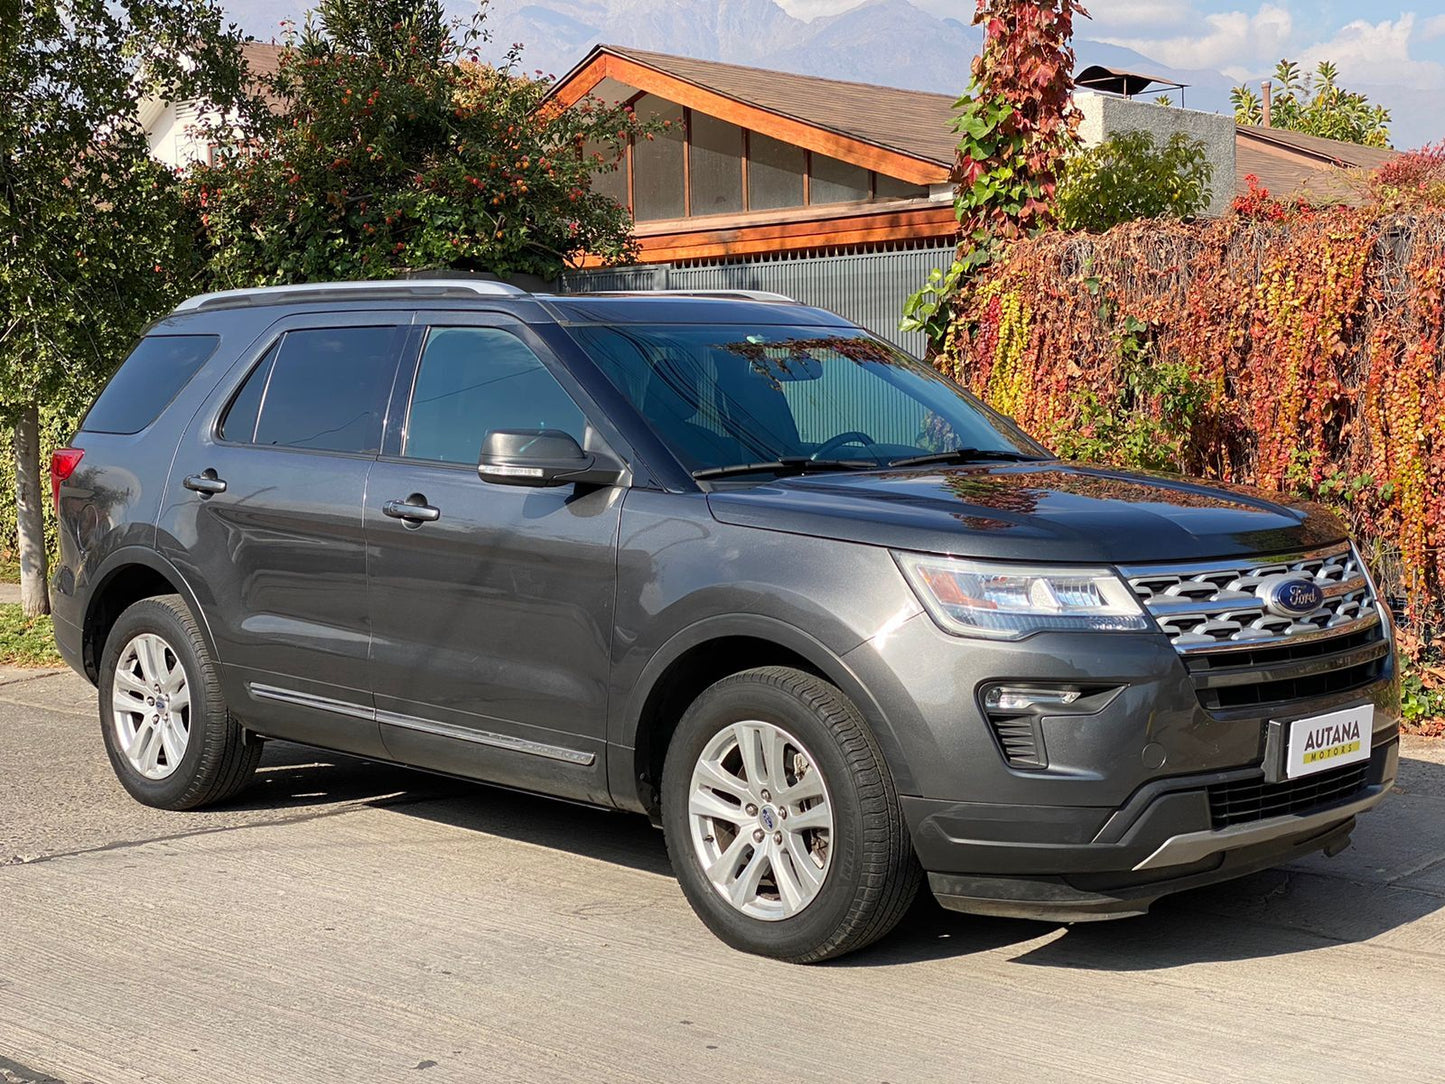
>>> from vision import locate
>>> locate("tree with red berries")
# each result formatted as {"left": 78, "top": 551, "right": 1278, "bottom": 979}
{"left": 190, "top": 0, "right": 645, "bottom": 287}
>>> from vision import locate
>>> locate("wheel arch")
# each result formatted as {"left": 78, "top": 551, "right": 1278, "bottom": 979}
{"left": 613, "top": 615, "right": 914, "bottom": 818}
{"left": 81, "top": 548, "right": 217, "bottom": 683}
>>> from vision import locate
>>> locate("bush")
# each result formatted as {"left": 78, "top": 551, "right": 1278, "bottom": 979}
{"left": 0, "top": 400, "right": 87, "bottom": 574}
{"left": 1056, "top": 130, "right": 1212, "bottom": 232}
{"left": 939, "top": 210, "right": 1445, "bottom": 725}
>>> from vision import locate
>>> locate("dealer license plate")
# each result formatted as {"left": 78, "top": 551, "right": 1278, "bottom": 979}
{"left": 1283, "top": 704, "right": 1374, "bottom": 780}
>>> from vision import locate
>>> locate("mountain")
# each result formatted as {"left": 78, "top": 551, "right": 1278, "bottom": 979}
{"left": 227, "top": 0, "right": 1439, "bottom": 147}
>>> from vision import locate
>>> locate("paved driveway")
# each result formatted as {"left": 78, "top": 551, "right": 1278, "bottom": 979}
{"left": 3, "top": 665, "right": 1445, "bottom": 1083}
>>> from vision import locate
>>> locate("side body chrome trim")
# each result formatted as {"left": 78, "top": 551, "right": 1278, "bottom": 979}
{"left": 249, "top": 682, "right": 375, "bottom": 722}
{"left": 246, "top": 682, "right": 595, "bottom": 767}
{"left": 376, "top": 707, "right": 596, "bottom": 766}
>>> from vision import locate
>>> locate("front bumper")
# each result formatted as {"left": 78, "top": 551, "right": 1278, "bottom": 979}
{"left": 914, "top": 737, "right": 1397, "bottom": 921}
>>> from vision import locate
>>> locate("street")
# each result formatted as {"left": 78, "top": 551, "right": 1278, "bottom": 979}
{"left": 3, "top": 665, "right": 1445, "bottom": 1083}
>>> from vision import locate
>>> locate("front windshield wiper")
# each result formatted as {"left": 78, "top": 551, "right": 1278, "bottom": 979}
{"left": 692, "top": 457, "right": 879, "bottom": 481}
{"left": 888, "top": 448, "right": 1048, "bottom": 468}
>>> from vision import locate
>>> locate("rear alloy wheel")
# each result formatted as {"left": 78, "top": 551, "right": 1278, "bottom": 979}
{"left": 111, "top": 632, "right": 192, "bottom": 781}
{"left": 663, "top": 666, "right": 921, "bottom": 962}
{"left": 99, "top": 594, "right": 262, "bottom": 810}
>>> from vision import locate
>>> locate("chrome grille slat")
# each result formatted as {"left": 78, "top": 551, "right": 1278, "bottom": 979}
{"left": 1120, "top": 544, "right": 1381, "bottom": 655}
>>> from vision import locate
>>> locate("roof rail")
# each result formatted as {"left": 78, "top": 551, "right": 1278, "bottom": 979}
{"left": 173, "top": 278, "right": 530, "bottom": 313}
{"left": 583, "top": 288, "right": 799, "bottom": 303}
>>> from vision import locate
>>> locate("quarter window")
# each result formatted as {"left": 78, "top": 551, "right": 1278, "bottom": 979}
{"left": 222, "top": 327, "right": 402, "bottom": 454}
{"left": 82, "top": 335, "right": 220, "bottom": 435}
{"left": 403, "top": 328, "right": 586, "bottom": 465}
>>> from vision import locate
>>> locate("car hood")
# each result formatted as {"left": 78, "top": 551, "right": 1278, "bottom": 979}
{"left": 705, "top": 462, "right": 1347, "bottom": 564}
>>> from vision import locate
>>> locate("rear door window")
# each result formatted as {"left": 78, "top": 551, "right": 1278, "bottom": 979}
{"left": 82, "top": 335, "right": 220, "bottom": 434}
{"left": 224, "top": 327, "right": 403, "bottom": 455}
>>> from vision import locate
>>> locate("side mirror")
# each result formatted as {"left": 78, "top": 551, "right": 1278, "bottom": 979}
{"left": 478, "top": 428, "right": 623, "bottom": 488}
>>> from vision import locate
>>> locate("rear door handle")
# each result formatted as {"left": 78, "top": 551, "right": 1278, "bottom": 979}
{"left": 383, "top": 498, "right": 441, "bottom": 523}
{"left": 183, "top": 471, "right": 228, "bottom": 496}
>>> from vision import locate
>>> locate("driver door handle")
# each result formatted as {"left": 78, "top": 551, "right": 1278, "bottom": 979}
{"left": 383, "top": 498, "right": 441, "bottom": 523}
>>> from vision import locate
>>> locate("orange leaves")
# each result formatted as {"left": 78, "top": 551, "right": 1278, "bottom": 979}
{"left": 946, "top": 210, "right": 1445, "bottom": 646}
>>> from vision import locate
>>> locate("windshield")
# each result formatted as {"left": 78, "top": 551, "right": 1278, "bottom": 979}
{"left": 566, "top": 324, "right": 1046, "bottom": 476}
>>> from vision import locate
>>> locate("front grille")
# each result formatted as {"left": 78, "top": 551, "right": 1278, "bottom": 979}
{"left": 1120, "top": 544, "right": 1379, "bottom": 653}
{"left": 1207, "top": 762, "right": 1370, "bottom": 829}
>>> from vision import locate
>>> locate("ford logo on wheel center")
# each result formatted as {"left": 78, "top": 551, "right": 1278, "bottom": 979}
{"left": 1260, "top": 576, "right": 1325, "bottom": 617}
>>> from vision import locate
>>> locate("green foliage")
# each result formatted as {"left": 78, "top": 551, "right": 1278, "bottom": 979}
{"left": 190, "top": 0, "right": 645, "bottom": 286}
{"left": 0, "top": 603, "right": 64, "bottom": 667}
{"left": 1232, "top": 60, "right": 1391, "bottom": 148}
{"left": 1056, "top": 130, "right": 1213, "bottom": 232}
{"left": 1, "top": 0, "right": 249, "bottom": 611}
{"left": 0, "top": 0, "right": 247, "bottom": 417}
{"left": 1400, "top": 652, "right": 1445, "bottom": 728}
{"left": 0, "top": 401, "right": 85, "bottom": 569}
{"left": 1054, "top": 315, "right": 1215, "bottom": 473}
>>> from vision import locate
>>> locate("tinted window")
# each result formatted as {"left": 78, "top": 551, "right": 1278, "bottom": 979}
{"left": 82, "top": 335, "right": 219, "bottom": 434}
{"left": 569, "top": 324, "right": 1042, "bottom": 473}
{"left": 248, "top": 327, "right": 401, "bottom": 454}
{"left": 218, "top": 343, "right": 278, "bottom": 443}
{"left": 404, "top": 328, "right": 586, "bottom": 465}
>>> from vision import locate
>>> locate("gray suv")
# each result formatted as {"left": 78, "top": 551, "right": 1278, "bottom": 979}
{"left": 51, "top": 279, "right": 1399, "bottom": 962}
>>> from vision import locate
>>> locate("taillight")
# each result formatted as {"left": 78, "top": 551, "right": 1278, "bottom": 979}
{"left": 51, "top": 447, "right": 84, "bottom": 508}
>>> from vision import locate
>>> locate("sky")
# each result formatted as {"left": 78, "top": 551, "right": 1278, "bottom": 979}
{"left": 782, "top": 1, "right": 1445, "bottom": 87}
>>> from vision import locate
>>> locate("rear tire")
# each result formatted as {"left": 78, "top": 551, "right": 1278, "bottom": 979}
{"left": 98, "top": 594, "right": 261, "bottom": 810}
{"left": 662, "top": 666, "right": 921, "bottom": 963}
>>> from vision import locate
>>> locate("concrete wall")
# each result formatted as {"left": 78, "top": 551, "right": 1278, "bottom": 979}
{"left": 1074, "top": 92, "right": 1236, "bottom": 217}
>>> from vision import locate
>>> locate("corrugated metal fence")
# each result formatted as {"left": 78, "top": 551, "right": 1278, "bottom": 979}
{"left": 560, "top": 244, "right": 958, "bottom": 358}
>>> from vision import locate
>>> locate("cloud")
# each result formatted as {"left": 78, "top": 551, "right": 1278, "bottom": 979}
{"left": 1091, "top": 2, "right": 1294, "bottom": 78}
{"left": 1423, "top": 13, "right": 1445, "bottom": 42}
{"left": 1297, "top": 14, "right": 1445, "bottom": 92}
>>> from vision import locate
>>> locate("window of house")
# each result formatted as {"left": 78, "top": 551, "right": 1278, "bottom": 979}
{"left": 631, "top": 94, "right": 686, "bottom": 221}
{"left": 225, "top": 327, "right": 402, "bottom": 454}
{"left": 689, "top": 113, "right": 744, "bottom": 216}
{"left": 810, "top": 153, "right": 871, "bottom": 204}
{"left": 82, "top": 335, "right": 220, "bottom": 435}
{"left": 584, "top": 138, "right": 630, "bottom": 208}
{"left": 747, "top": 132, "right": 806, "bottom": 211}
{"left": 403, "top": 328, "right": 586, "bottom": 465}
{"left": 875, "top": 173, "right": 929, "bottom": 200}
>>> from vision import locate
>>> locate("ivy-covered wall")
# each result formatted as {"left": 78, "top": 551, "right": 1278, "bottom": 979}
{"left": 941, "top": 208, "right": 1445, "bottom": 669}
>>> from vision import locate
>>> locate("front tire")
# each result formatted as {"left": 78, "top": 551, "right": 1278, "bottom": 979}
{"left": 98, "top": 594, "right": 261, "bottom": 810}
{"left": 662, "top": 666, "right": 921, "bottom": 962}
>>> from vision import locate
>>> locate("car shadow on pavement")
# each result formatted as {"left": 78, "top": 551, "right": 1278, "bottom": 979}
{"left": 225, "top": 742, "right": 1445, "bottom": 970}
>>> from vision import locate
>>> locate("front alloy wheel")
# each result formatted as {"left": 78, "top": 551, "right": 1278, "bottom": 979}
{"left": 663, "top": 666, "right": 921, "bottom": 963}
{"left": 688, "top": 720, "right": 833, "bottom": 920}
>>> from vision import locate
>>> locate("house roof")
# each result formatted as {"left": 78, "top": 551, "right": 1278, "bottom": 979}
{"left": 549, "top": 45, "right": 1403, "bottom": 206}
{"left": 546, "top": 44, "right": 956, "bottom": 184}
{"left": 1235, "top": 124, "right": 1397, "bottom": 204}
{"left": 240, "top": 41, "right": 285, "bottom": 110}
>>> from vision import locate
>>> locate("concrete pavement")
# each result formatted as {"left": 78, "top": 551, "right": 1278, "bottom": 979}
{"left": 3, "top": 665, "right": 1445, "bottom": 1083}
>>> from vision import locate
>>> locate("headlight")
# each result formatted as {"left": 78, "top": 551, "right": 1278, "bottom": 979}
{"left": 893, "top": 552, "right": 1150, "bottom": 640}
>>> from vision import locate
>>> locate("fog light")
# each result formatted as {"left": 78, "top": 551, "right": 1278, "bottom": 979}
{"left": 983, "top": 686, "right": 1083, "bottom": 712}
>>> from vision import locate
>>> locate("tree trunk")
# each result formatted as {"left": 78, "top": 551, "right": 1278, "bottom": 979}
{"left": 12, "top": 401, "right": 50, "bottom": 617}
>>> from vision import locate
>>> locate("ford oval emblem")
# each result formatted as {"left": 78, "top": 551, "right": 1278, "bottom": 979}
{"left": 1262, "top": 577, "right": 1324, "bottom": 617}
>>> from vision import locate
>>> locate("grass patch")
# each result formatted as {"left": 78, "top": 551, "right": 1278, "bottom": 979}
{"left": 0, "top": 556, "right": 19, "bottom": 584}
{"left": 0, "top": 603, "right": 65, "bottom": 667}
